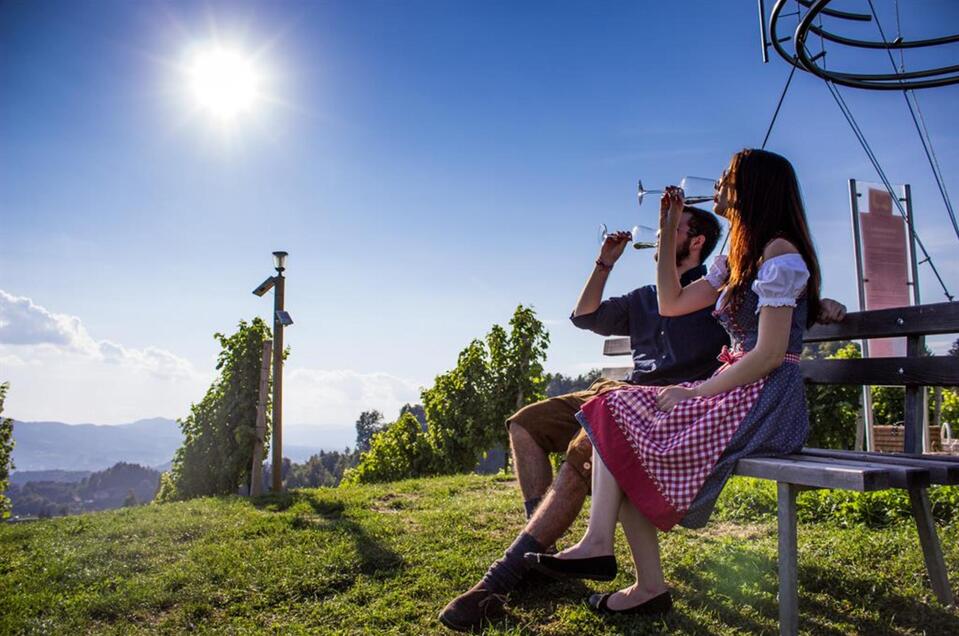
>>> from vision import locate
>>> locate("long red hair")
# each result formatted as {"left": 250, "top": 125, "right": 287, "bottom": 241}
{"left": 721, "top": 149, "right": 821, "bottom": 327}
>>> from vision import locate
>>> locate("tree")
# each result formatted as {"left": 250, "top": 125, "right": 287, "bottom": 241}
{"left": 123, "top": 490, "right": 138, "bottom": 507}
{"left": 342, "top": 413, "right": 433, "bottom": 484}
{"left": 348, "top": 305, "right": 550, "bottom": 483}
{"left": 949, "top": 338, "right": 959, "bottom": 358}
{"left": 156, "top": 318, "right": 274, "bottom": 502}
{"left": 803, "top": 343, "right": 860, "bottom": 449}
{"left": 355, "top": 410, "right": 384, "bottom": 453}
{"left": 0, "top": 383, "right": 14, "bottom": 519}
{"left": 545, "top": 370, "right": 603, "bottom": 397}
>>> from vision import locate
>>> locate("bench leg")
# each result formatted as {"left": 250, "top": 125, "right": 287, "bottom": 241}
{"left": 777, "top": 482, "right": 799, "bottom": 636}
{"left": 908, "top": 487, "right": 955, "bottom": 606}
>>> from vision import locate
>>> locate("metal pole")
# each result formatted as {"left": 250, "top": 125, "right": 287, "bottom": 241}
{"left": 849, "top": 179, "right": 874, "bottom": 451}
{"left": 902, "top": 184, "right": 928, "bottom": 452}
{"left": 272, "top": 274, "right": 285, "bottom": 492}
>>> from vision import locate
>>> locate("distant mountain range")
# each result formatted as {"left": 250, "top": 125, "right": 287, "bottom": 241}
{"left": 10, "top": 417, "right": 332, "bottom": 473}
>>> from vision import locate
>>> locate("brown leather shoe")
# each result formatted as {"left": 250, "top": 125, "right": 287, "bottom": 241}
{"left": 438, "top": 583, "right": 508, "bottom": 632}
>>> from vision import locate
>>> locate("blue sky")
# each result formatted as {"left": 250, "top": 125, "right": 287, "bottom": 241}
{"left": 2, "top": 1, "right": 958, "bottom": 450}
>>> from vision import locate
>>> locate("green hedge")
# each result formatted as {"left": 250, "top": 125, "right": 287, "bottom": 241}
{"left": 714, "top": 476, "right": 959, "bottom": 528}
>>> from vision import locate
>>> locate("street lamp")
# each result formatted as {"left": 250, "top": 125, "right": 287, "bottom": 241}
{"left": 252, "top": 250, "right": 293, "bottom": 492}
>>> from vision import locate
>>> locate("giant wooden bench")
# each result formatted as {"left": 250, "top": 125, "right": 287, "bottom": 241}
{"left": 602, "top": 301, "right": 959, "bottom": 635}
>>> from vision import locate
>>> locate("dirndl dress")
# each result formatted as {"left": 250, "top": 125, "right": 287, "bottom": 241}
{"left": 576, "top": 253, "right": 813, "bottom": 531}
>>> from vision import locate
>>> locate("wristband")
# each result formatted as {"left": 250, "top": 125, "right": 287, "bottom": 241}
{"left": 595, "top": 258, "right": 613, "bottom": 272}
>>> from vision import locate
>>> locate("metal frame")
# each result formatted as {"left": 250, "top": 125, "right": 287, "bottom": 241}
{"left": 761, "top": 0, "right": 959, "bottom": 90}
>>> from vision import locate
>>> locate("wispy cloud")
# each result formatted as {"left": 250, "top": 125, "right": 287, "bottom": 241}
{"left": 0, "top": 289, "right": 200, "bottom": 381}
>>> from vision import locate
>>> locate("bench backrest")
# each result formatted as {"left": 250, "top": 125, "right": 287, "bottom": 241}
{"left": 603, "top": 301, "right": 959, "bottom": 453}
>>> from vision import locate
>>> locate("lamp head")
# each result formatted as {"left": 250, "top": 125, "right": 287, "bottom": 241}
{"left": 272, "top": 251, "right": 288, "bottom": 273}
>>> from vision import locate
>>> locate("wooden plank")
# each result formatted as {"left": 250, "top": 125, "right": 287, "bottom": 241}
{"left": 799, "top": 448, "right": 959, "bottom": 485}
{"left": 800, "top": 357, "right": 959, "bottom": 386}
{"left": 735, "top": 456, "right": 890, "bottom": 491}
{"left": 804, "top": 301, "right": 959, "bottom": 342}
{"left": 603, "top": 337, "right": 632, "bottom": 356}
{"left": 908, "top": 487, "right": 955, "bottom": 605}
{"left": 777, "top": 482, "right": 799, "bottom": 636}
{"left": 600, "top": 367, "right": 632, "bottom": 381}
{"left": 249, "top": 340, "right": 272, "bottom": 497}
{"left": 775, "top": 454, "right": 929, "bottom": 489}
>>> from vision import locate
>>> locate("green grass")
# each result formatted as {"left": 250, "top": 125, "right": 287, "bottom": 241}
{"left": 1, "top": 474, "right": 957, "bottom": 634}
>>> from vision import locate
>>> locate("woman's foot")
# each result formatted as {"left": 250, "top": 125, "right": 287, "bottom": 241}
{"left": 588, "top": 584, "right": 672, "bottom": 615}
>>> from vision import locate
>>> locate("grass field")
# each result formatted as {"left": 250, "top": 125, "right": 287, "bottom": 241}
{"left": 1, "top": 473, "right": 957, "bottom": 634}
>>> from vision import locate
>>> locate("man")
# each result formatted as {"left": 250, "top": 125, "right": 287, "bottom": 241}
{"left": 439, "top": 206, "right": 844, "bottom": 631}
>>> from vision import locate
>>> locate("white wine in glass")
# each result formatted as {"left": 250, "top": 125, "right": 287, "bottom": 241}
{"left": 598, "top": 223, "right": 658, "bottom": 250}
{"left": 636, "top": 176, "right": 717, "bottom": 207}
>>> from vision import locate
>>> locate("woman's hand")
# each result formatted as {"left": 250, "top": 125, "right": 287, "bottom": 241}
{"left": 659, "top": 186, "right": 685, "bottom": 233}
{"left": 656, "top": 385, "right": 696, "bottom": 412}
{"left": 817, "top": 298, "right": 847, "bottom": 324}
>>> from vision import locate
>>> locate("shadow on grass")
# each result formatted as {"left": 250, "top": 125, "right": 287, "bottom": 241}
{"left": 496, "top": 541, "right": 958, "bottom": 635}
{"left": 251, "top": 490, "right": 405, "bottom": 582}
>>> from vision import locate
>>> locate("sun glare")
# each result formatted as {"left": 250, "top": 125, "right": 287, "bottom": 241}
{"left": 187, "top": 46, "right": 263, "bottom": 124}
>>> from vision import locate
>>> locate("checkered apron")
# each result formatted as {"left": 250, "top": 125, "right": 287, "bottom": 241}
{"left": 580, "top": 346, "right": 801, "bottom": 530}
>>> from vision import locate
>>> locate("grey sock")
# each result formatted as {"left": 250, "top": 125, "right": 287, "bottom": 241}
{"left": 481, "top": 532, "right": 545, "bottom": 594}
{"left": 523, "top": 496, "right": 543, "bottom": 520}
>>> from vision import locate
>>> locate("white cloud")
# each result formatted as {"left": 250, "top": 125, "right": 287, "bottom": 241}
{"left": 283, "top": 368, "right": 424, "bottom": 447}
{"left": 0, "top": 290, "right": 200, "bottom": 381}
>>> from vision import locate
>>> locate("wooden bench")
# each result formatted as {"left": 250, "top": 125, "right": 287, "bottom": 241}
{"left": 602, "top": 301, "right": 959, "bottom": 635}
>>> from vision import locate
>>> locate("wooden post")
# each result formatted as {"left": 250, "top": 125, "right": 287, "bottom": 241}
{"left": 908, "top": 487, "right": 955, "bottom": 605}
{"left": 250, "top": 340, "right": 273, "bottom": 497}
{"left": 272, "top": 274, "right": 285, "bottom": 492}
{"left": 904, "top": 334, "right": 923, "bottom": 454}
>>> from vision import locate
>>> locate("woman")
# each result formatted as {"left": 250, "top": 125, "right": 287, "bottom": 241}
{"left": 525, "top": 148, "right": 827, "bottom": 615}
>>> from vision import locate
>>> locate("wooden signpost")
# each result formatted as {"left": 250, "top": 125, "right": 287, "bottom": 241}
{"left": 250, "top": 339, "right": 273, "bottom": 497}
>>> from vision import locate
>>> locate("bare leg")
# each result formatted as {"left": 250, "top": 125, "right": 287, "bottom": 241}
{"left": 525, "top": 461, "right": 589, "bottom": 546}
{"left": 554, "top": 448, "right": 621, "bottom": 558}
{"left": 509, "top": 422, "right": 554, "bottom": 502}
{"left": 603, "top": 498, "right": 668, "bottom": 610}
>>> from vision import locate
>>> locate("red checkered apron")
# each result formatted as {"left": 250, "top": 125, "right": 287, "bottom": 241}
{"left": 581, "top": 346, "right": 801, "bottom": 531}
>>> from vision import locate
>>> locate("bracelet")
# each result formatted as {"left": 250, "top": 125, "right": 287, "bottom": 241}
{"left": 595, "top": 258, "right": 613, "bottom": 272}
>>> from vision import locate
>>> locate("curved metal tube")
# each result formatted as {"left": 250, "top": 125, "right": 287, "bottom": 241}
{"left": 768, "top": 0, "right": 959, "bottom": 90}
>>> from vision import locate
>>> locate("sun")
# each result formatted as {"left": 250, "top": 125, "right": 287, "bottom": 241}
{"left": 186, "top": 45, "right": 263, "bottom": 124}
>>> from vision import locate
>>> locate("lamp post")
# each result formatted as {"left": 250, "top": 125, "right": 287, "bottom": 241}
{"left": 252, "top": 251, "right": 293, "bottom": 492}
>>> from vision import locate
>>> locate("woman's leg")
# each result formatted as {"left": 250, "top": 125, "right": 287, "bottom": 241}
{"left": 602, "top": 498, "right": 669, "bottom": 610}
{"left": 554, "top": 448, "right": 621, "bottom": 558}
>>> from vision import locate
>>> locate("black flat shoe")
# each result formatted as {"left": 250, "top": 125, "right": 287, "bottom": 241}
{"left": 523, "top": 552, "right": 617, "bottom": 581}
{"left": 588, "top": 590, "right": 673, "bottom": 616}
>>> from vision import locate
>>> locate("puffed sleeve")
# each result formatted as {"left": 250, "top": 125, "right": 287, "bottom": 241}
{"left": 751, "top": 253, "right": 810, "bottom": 313}
{"left": 704, "top": 255, "right": 729, "bottom": 290}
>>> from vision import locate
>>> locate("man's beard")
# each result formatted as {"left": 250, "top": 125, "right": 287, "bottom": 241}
{"left": 654, "top": 234, "right": 693, "bottom": 266}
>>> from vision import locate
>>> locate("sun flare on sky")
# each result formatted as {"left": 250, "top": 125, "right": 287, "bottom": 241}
{"left": 185, "top": 44, "right": 265, "bottom": 125}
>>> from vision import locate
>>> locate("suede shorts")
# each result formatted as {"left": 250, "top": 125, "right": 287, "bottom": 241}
{"left": 507, "top": 378, "right": 627, "bottom": 483}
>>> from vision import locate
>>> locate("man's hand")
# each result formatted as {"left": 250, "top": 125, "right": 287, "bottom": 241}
{"left": 598, "top": 231, "right": 631, "bottom": 267}
{"left": 817, "top": 298, "right": 847, "bottom": 324}
{"left": 656, "top": 385, "right": 696, "bottom": 412}
{"left": 659, "top": 186, "right": 684, "bottom": 233}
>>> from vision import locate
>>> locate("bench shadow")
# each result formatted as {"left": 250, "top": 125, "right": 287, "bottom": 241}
{"left": 502, "top": 540, "right": 958, "bottom": 634}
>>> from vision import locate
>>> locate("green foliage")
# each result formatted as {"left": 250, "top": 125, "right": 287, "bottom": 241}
{"left": 715, "top": 476, "right": 959, "bottom": 528}
{"left": 0, "top": 383, "right": 13, "bottom": 519}
{"left": 803, "top": 343, "right": 861, "bottom": 449}
{"left": 350, "top": 305, "right": 550, "bottom": 483}
{"left": 285, "top": 450, "right": 358, "bottom": 488}
{"left": 355, "top": 410, "right": 384, "bottom": 453}
{"left": 156, "top": 318, "right": 273, "bottom": 502}
{"left": 342, "top": 413, "right": 434, "bottom": 484}
{"left": 942, "top": 389, "right": 959, "bottom": 426}
{"left": 544, "top": 369, "right": 603, "bottom": 397}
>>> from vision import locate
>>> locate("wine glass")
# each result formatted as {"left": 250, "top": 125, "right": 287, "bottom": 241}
{"left": 637, "top": 176, "right": 718, "bottom": 207}
{"left": 598, "top": 223, "right": 659, "bottom": 250}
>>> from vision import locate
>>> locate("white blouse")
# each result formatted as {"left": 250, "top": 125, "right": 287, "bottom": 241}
{"left": 705, "top": 253, "right": 810, "bottom": 313}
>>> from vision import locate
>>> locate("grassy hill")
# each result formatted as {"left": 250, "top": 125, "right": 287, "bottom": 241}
{"left": 1, "top": 474, "right": 957, "bottom": 634}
